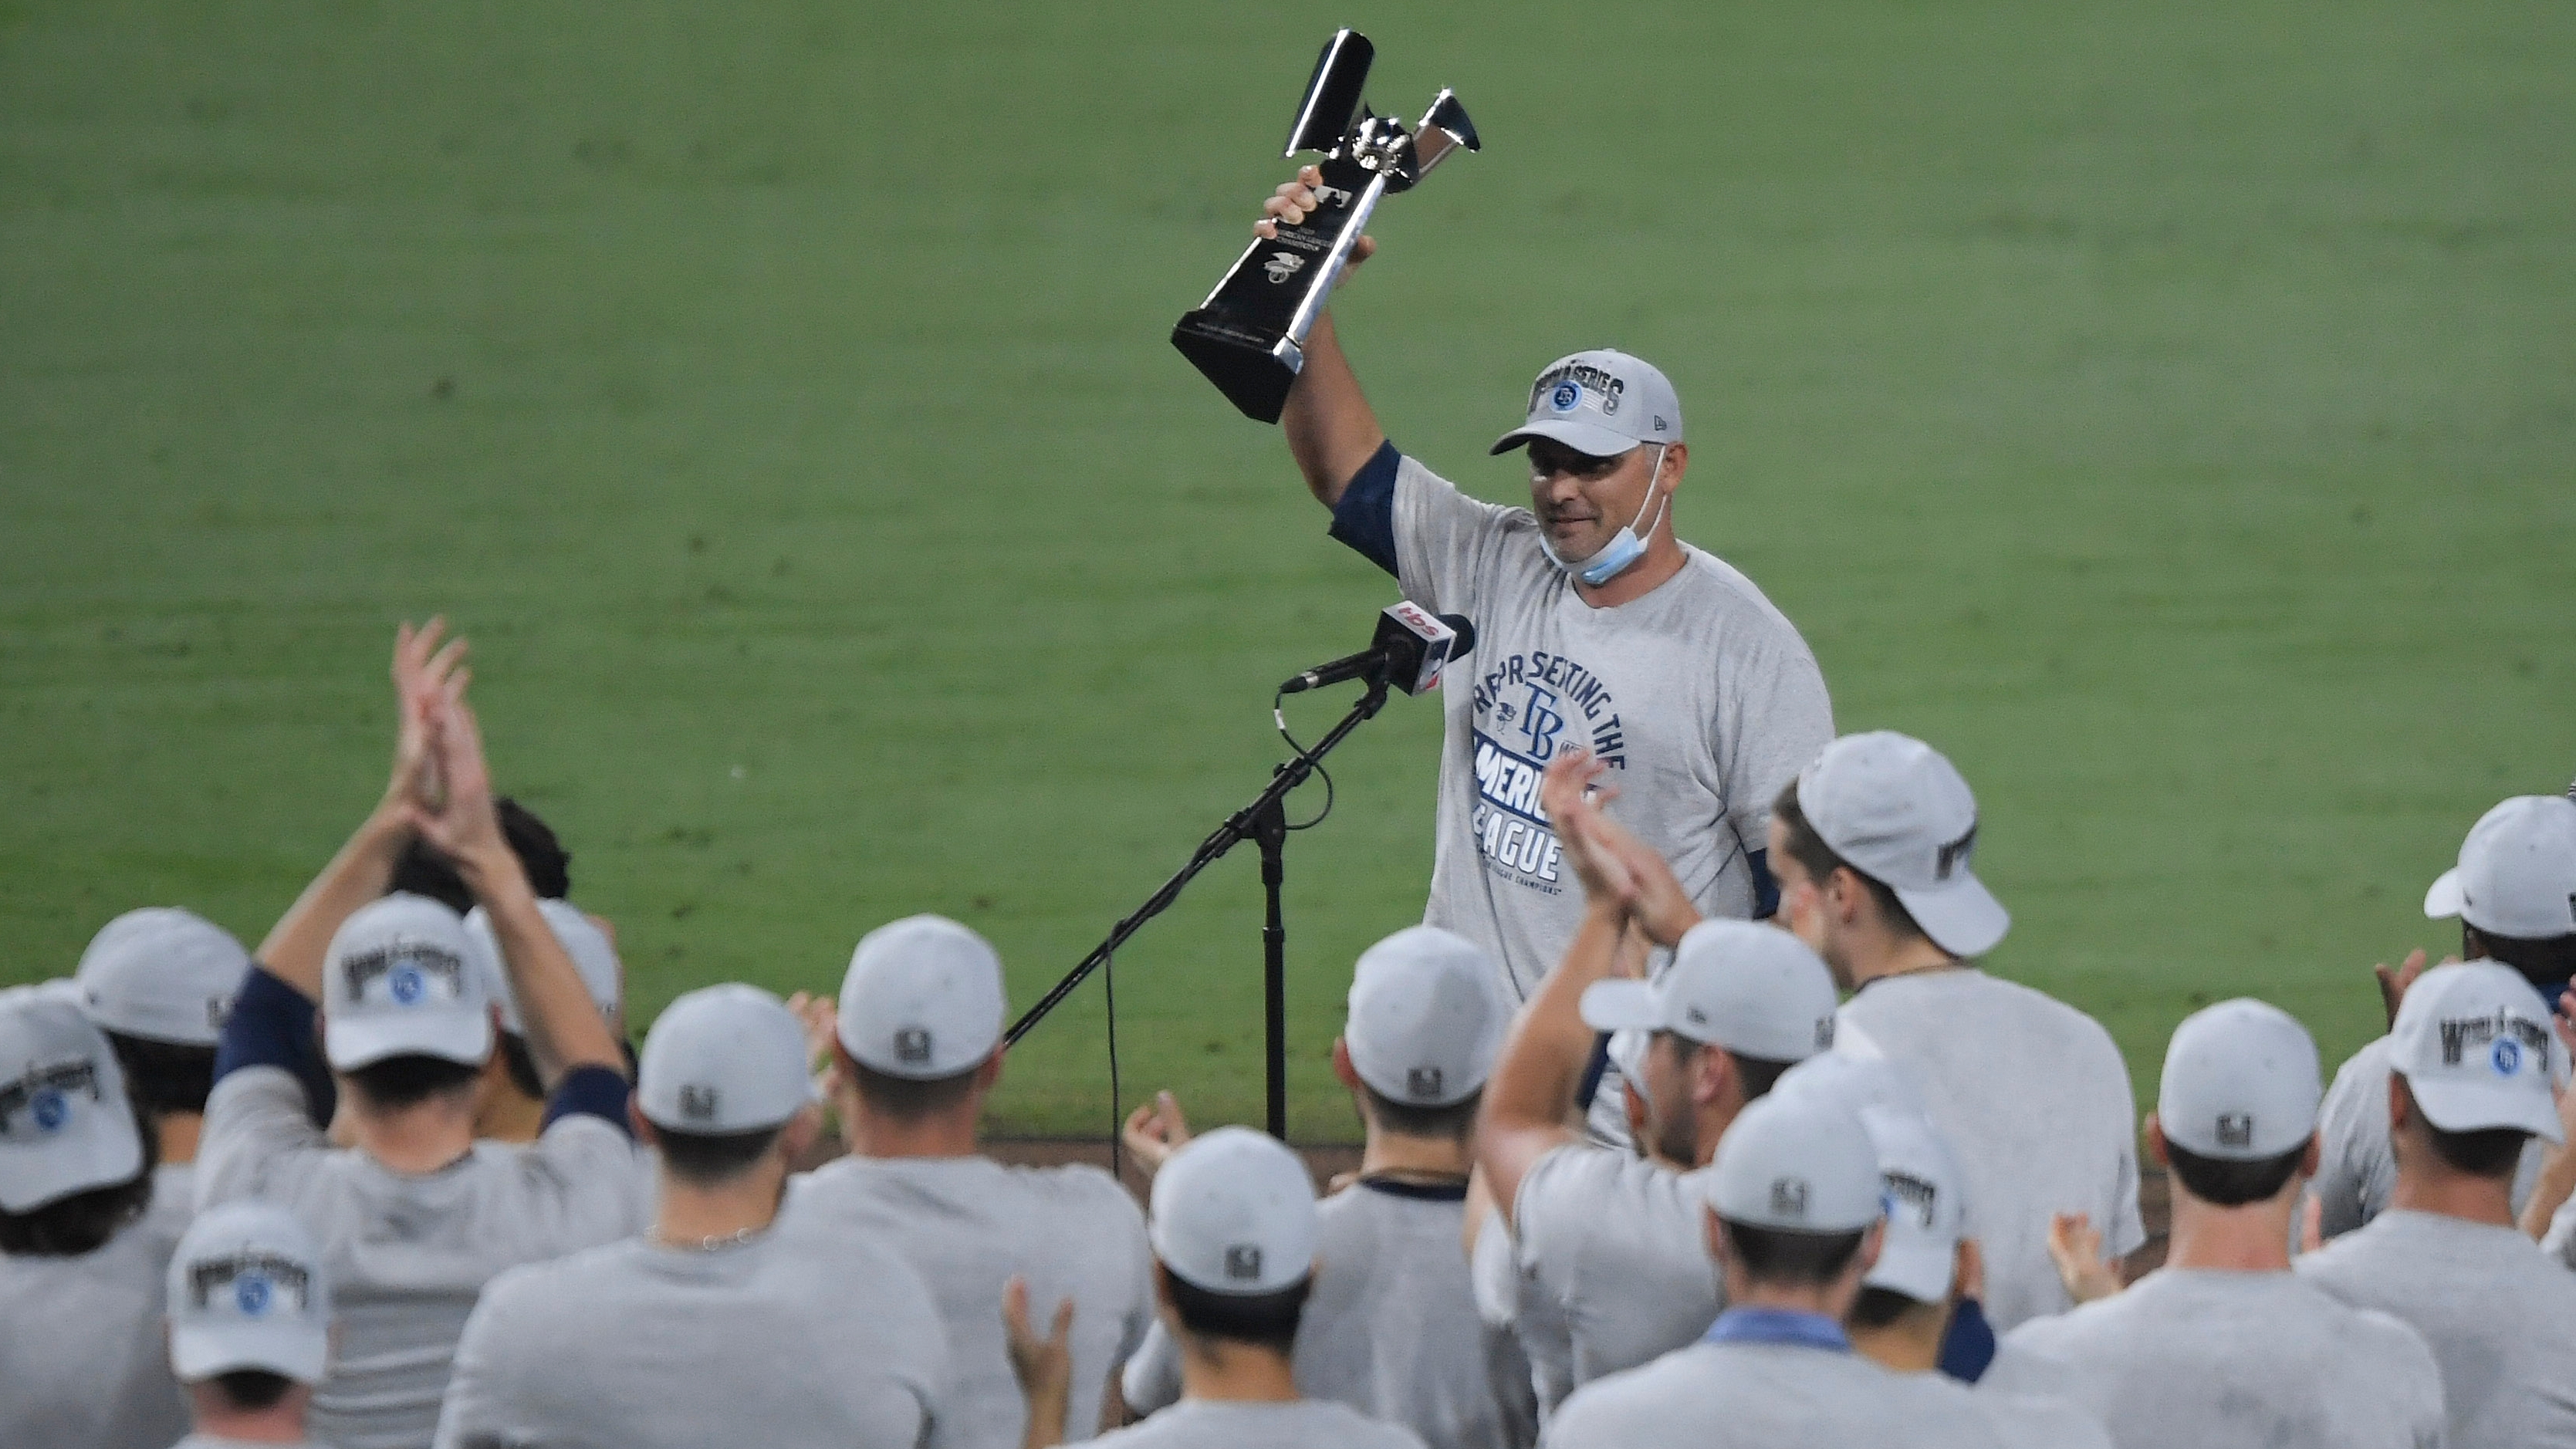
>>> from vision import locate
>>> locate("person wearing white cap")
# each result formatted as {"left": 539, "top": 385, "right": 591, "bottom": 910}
{"left": 2314, "top": 795, "right": 2576, "bottom": 1242}
{"left": 461, "top": 897, "right": 626, "bottom": 1144}
{"left": 780, "top": 913, "right": 1153, "bottom": 1449}
{"left": 0, "top": 991, "right": 192, "bottom": 1449}
{"left": 1116, "top": 927, "right": 1521, "bottom": 1449}
{"left": 1769, "top": 729, "right": 2143, "bottom": 1331}
{"left": 2294, "top": 963, "right": 2576, "bottom": 1448}
{"left": 1027, "top": 1127, "right": 1424, "bottom": 1449}
{"left": 2006, "top": 1000, "right": 2447, "bottom": 1449}
{"left": 1474, "top": 754, "right": 1838, "bottom": 1417}
{"left": 165, "top": 1201, "right": 335, "bottom": 1448}
{"left": 194, "top": 622, "right": 644, "bottom": 1449}
{"left": 1545, "top": 1090, "right": 2003, "bottom": 1447}
{"left": 76, "top": 906, "right": 252, "bottom": 1228}
{"left": 436, "top": 984, "right": 951, "bottom": 1449}
{"left": 1252, "top": 175, "right": 1833, "bottom": 1055}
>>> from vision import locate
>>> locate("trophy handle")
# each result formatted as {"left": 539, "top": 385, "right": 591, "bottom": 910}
{"left": 1283, "top": 29, "right": 1375, "bottom": 156}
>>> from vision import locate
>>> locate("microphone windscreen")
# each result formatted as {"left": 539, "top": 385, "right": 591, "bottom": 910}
{"left": 1437, "top": 614, "right": 1476, "bottom": 656}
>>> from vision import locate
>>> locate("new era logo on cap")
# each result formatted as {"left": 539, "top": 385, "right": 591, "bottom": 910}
{"left": 894, "top": 1026, "right": 934, "bottom": 1066}
{"left": 2216, "top": 1113, "right": 2254, "bottom": 1150}
{"left": 1224, "top": 1244, "right": 1263, "bottom": 1282}
{"left": 675, "top": 1083, "right": 720, "bottom": 1122}
{"left": 1768, "top": 1177, "right": 1810, "bottom": 1220}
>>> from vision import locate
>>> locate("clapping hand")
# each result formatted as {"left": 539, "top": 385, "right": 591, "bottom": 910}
{"left": 1121, "top": 1089, "right": 1192, "bottom": 1177}
{"left": 386, "top": 618, "right": 468, "bottom": 818}
{"left": 1002, "top": 1275, "right": 1074, "bottom": 1449}
{"left": 1539, "top": 751, "right": 1635, "bottom": 909}
{"left": 2047, "top": 1212, "right": 2121, "bottom": 1304}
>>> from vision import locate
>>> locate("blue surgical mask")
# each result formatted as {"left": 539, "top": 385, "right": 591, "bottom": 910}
{"left": 1540, "top": 444, "right": 1668, "bottom": 586}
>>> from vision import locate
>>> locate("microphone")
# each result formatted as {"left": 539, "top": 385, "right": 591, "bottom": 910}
{"left": 1280, "top": 604, "right": 1476, "bottom": 697}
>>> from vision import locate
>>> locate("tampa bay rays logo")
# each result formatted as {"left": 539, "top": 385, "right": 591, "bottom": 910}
{"left": 1518, "top": 684, "right": 1567, "bottom": 762}
{"left": 343, "top": 944, "right": 464, "bottom": 1008}
{"left": 189, "top": 1252, "right": 311, "bottom": 1316}
{"left": 1263, "top": 252, "right": 1306, "bottom": 284}
{"left": 1547, "top": 381, "right": 1581, "bottom": 412}
{"left": 2493, "top": 1037, "right": 2525, "bottom": 1077}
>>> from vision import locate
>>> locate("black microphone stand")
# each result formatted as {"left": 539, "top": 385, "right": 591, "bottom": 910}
{"left": 1005, "top": 670, "right": 1396, "bottom": 1140}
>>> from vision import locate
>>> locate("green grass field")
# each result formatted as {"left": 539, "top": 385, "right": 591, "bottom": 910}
{"left": 4, "top": 2, "right": 2570, "bottom": 1137}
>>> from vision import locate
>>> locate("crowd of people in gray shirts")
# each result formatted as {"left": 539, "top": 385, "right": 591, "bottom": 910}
{"left": 7, "top": 620, "right": 2576, "bottom": 1449}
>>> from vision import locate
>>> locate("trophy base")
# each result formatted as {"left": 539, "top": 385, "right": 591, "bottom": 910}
{"left": 1171, "top": 316, "right": 1305, "bottom": 424}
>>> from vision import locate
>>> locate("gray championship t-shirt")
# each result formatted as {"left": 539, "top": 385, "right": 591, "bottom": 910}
{"left": 1388, "top": 455, "right": 1834, "bottom": 1003}
{"left": 1464, "top": 1206, "right": 1544, "bottom": 1447}
{"left": 194, "top": 1066, "right": 646, "bottom": 1449}
{"left": 1511, "top": 1143, "right": 1722, "bottom": 1402}
{"left": 434, "top": 1225, "right": 950, "bottom": 1449}
{"left": 2005, "top": 1268, "right": 2448, "bottom": 1449}
{"left": 1837, "top": 971, "right": 2144, "bottom": 1330}
{"left": 782, "top": 1154, "right": 1152, "bottom": 1449}
{"left": 1121, "top": 1180, "right": 1515, "bottom": 1449}
{"left": 1090, "top": 1398, "right": 1425, "bottom": 1449}
{"left": 1546, "top": 1339, "right": 2007, "bottom": 1449}
{"left": 0, "top": 1199, "right": 191, "bottom": 1449}
{"left": 2313, "top": 1037, "right": 2547, "bottom": 1238}
{"left": 2297, "top": 1208, "right": 2576, "bottom": 1448}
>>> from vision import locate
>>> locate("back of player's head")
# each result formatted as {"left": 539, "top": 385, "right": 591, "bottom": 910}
{"left": 2388, "top": 961, "right": 2563, "bottom": 1177}
{"left": 2423, "top": 795, "right": 2576, "bottom": 992}
{"left": 168, "top": 1201, "right": 333, "bottom": 1395}
{"left": 2157, "top": 998, "right": 2319, "bottom": 1206}
{"left": 1705, "top": 1090, "right": 1884, "bottom": 1289}
{"left": 638, "top": 984, "right": 815, "bottom": 1186}
{"left": 389, "top": 797, "right": 571, "bottom": 912}
{"left": 75, "top": 907, "right": 247, "bottom": 1118}
{"left": 1775, "top": 1056, "right": 1961, "bottom": 1319}
{"left": 1780, "top": 732, "right": 2008, "bottom": 958}
{"left": 0, "top": 992, "right": 157, "bottom": 1257}
{"left": 1342, "top": 927, "right": 1506, "bottom": 1140}
{"left": 1151, "top": 1127, "right": 1318, "bottom": 1353}
{"left": 322, "top": 894, "right": 492, "bottom": 1092}
{"left": 837, "top": 915, "right": 1006, "bottom": 1120}
{"left": 1580, "top": 920, "right": 1837, "bottom": 1071}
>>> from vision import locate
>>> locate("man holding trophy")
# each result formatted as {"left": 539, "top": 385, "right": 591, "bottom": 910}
{"left": 1173, "top": 33, "right": 1833, "bottom": 1143}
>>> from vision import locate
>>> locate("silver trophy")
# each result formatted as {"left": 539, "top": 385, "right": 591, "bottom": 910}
{"left": 1171, "top": 30, "right": 1479, "bottom": 423}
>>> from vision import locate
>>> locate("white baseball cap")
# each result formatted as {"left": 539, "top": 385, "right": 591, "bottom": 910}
{"left": 1150, "top": 1126, "right": 1318, "bottom": 1295}
{"left": 465, "top": 900, "right": 624, "bottom": 1036}
{"left": 74, "top": 907, "right": 249, "bottom": 1047}
{"left": 1344, "top": 927, "right": 1506, "bottom": 1107}
{"left": 1489, "top": 349, "right": 1685, "bottom": 458}
{"left": 167, "top": 1201, "right": 332, "bottom": 1385}
{"left": 1706, "top": 1089, "right": 1885, "bottom": 1234}
{"left": 1580, "top": 919, "right": 1837, "bottom": 1062}
{"left": 2423, "top": 795, "right": 2576, "bottom": 941}
{"left": 640, "top": 984, "right": 815, "bottom": 1134}
{"left": 320, "top": 893, "right": 493, "bottom": 1072}
{"left": 2157, "top": 998, "right": 2320, "bottom": 1160}
{"left": 837, "top": 915, "right": 1006, "bottom": 1080}
{"left": 1796, "top": 731, "right": 2009, "bottom": 959}
{"left": 2388, "top": 962, "right": 2564, "bottom": 1143}
{"left": 0, "top": 994, "right": 145, "bottom": 1213}
{"left": 1854, "top": 1106, "right": 1967, "bottom": 1303}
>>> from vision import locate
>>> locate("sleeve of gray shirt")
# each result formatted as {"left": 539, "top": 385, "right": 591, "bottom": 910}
{"left": 2314, "top": 1040, "right": 2393, "bottom": 1240}
{"left": 1709, "top": 605, "right": 1834, "bottom": 853}
{"left": 193, "top": 1065, "right": 326, "bottom": 1211}
{"left": 1391, "top": 456, "right": 1515, "bottom": 622}
{"left": 1118, "top": 1319, "right": 1185, "bottom": 1419}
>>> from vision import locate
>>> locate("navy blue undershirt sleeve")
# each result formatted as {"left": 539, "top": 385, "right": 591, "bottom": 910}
{"left": 1574, "top": 1032, "right": 1614, "bottom": 1113}
{"left": 541, "top": 1062, "right": 634, "bottom": 1137}
{"left": 1937, "top": 1296, "right": 1998, "bottom": 1382}
{"left": 1326, "top": 440, "right": 1402, "bottom": 579}
{"left": 213, "top": 965, "right": 339, "bottom": 1129}
{"left": 1748, "top": 848, "right": 1780, "bottom": 920}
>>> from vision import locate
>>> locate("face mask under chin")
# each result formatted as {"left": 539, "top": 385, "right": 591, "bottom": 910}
{"left": 1540, "top": 445, "right": 1669, "bottom": 586}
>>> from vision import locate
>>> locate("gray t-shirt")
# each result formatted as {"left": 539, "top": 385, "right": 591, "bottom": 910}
{"left": 1511, "top": 1143, "right": 1722, "bottom": 1400}
{"left": 2297, "top": 1209, "right": 2576, "bottom": 1448}
{"left": 434, "top": 1226, "right": 949, "bottom": 1449}
{"left": 194, "top": 1066, "right": 645, "bottom": 1449}
{"left": 2005, "top": 1268, "right": 2447, "bottom": 1449}
{"left": 1463, "top": 1208, "right": 1543, "bottom": 1448}
{"left": 0, "top": 1200, "right": 191, "bottom": 1449}
{"left": 1121, "top": 1181, "right": 1513, "bottom": 1449}
{"left": 1837, "top": 971, "right": 2145, "bottom": 1330}
{"left": 1391, "top": 456, "right": 1834, "bottom": 1002}
{"left": 781, "top": 1154, "right": 1152, "bottom": 1449}
{"left": 1089, "top": 1398, "right": 1424, "bottom": 1449}
{"left": 173, "top": 1437, "right": 333, "bottom": 1448}
{"left": 1546, "top": 1339, "right": 2006, "bottom": 1449}
{"left": 2313, "top": 1038, "right": 2547, "bottom": 1238}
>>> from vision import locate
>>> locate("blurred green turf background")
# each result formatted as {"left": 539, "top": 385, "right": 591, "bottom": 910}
{"left": 4, "top": 2, "right": 2570, "bottom": 1137}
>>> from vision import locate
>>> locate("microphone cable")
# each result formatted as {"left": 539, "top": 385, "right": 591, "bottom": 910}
{"left": 1272, "top": 688, "right": 1337, "bottom": 833}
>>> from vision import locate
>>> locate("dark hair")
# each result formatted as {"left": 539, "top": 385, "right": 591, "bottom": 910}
{"left": 2427, "top": 1123, "right": 2527, "bottom": 1177}
{"left": 1730, "top": 1051, "right": 1797, "bottom": 1103}
{"left": 1770, "top": 784, "right": 1926, "bottom": 944}
{"left": 390, "top": 797, "right": 571, "bottom": 911}
{"left": 654, "top": 1124, "right": 784, "bottom": 1187}
{"left": 1359, "top": 1085, "right": 1481, "bottom": 1142}
{"left": 1850, "top": 1284, "right": 1935, "bottom": 1327}
{"left": 496, "top": 1032, "right": 544, "bottom": 1101}
{"left": 1719, "top": 1220, "right": 1868, "bottom": 1288}
{"left": 848, "top": 1058, "right": 981, "bottom": 1122}
{"left": 2164, "top": 1140, "right": 2307, "bottom": 1207}
{"left": 103, "top": 1032, "right": 216, "bottom": 1116}
{"left": 2463, "top": 924, "right": 2576, "bottom": 995}
{"left": 343, "top": 1054, "right": 482, "bottom": 1113}
{"left": 0, "top": 1093, "right": 160, "bottom": 1257}
{"left": 210, "top": 1370, "right": 295, "bottom": 1411}
{"left": 1165, "top": 1269, "right": 1311, "bottom": 1353}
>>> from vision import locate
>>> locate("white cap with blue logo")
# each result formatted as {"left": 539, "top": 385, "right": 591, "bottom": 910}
{"left": 2388, "top": 961, "right": 2564, "bottom": 1143}
{"left": 0, "top": 992, "right": 144, "bottom": 1213}
{"left": 1489, "top": 349, "right": 1685, "bottom": 459}
{"left": 168, "top": 1200, "right": 333, "bottom": 1385}
{"left": 321, "top": 893, "right": 494, "bottom": 1072}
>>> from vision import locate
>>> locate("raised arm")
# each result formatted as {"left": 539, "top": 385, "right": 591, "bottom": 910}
{"left": 1262, "top": 167, "right": 1385, "bottom": 508}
